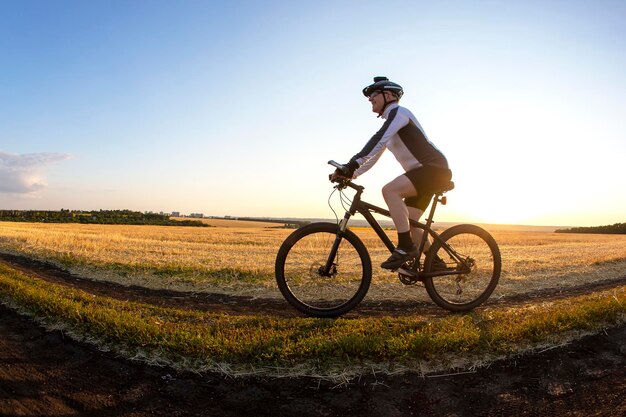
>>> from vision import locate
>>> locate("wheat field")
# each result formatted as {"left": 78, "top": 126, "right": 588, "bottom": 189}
{"left": 0, "top": 221, "right": 624, "bottom": 301}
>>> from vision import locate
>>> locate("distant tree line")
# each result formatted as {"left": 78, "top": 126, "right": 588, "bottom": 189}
{"left": 221, "top": 216, "right": 311, "bottom": 228}
{"left": 555, "top": 222, "right": 626, "bottom": 234}
{"left": 0, "top": 209, "right": 208, "bottom": 227}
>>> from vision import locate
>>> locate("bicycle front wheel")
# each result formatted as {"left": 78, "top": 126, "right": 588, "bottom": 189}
{"left": 275, "top": 222, "right": 372, "bottom": 318}
{"left": 423, "top": 224, "right": 501, "bottom": 312}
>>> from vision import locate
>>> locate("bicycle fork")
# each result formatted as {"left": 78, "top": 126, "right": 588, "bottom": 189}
{"left": 321, "top": 213, "right": 351, "bottom": 276}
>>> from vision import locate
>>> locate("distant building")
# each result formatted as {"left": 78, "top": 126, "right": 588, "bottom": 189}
{"left": 189, "top": 213, "right": 204, "bottom": 218}
{"left": 171, "top": 211, "right": 180, "bottom": 217}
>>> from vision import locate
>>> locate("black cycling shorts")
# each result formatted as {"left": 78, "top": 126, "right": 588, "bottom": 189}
{"left": 403, "top": 166, "right": 453, "bottom": 211}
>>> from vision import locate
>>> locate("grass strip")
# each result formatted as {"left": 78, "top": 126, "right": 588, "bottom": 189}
{"left": 26, "top": 252, "right": 273, "bottom": 285}
{"left": 1, "top": 262, "right": 625, "bottom": 375}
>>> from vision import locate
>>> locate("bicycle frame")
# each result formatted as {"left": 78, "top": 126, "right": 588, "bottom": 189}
{"left": 325, "top": 180, "right": 467, "bottom": 279}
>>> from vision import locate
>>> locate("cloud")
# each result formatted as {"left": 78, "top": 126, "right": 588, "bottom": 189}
{"left": 0, "top": 151, "right": 71, "bottom": 194}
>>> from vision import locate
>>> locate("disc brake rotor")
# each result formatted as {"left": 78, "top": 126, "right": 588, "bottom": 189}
{"left": 311, "top": 262, "right": 337, "bottom": 278}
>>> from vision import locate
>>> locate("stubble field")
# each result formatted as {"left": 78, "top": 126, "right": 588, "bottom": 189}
{"left": 0, "top": 220, "right": 624, "bottom": 302}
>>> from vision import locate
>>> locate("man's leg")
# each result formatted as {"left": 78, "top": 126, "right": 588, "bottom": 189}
{"left": 380, "top": 175, "right": 420, "bottom": 270}
{"left": 407, "top": 206, "right": 429, "bottom": 252}
{"left": 406, "top": 197, "right": 449, "bottom": 271}
{"left": 382, "top": 175, "right": 418, "bottom": 246}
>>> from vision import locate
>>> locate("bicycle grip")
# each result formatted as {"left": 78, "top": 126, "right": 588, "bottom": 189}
{"left": 328, "top": 160, "right": 350, "bottom": 176}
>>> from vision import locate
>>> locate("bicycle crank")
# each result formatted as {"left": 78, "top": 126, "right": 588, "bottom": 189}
{"left": 397, "top": 260, "right": 421, "bottom": 285}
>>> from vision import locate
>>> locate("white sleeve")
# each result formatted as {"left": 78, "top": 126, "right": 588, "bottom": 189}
{"left": 349, "top": 107, "right": 409, "bottom": 177}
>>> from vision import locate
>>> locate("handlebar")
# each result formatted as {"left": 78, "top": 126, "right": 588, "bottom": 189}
{"left": 328, "top": 160, "right": 344, "bottom": 170}
{"left": 327, "top": 160, "right": 350, "bottom": 177}
{"left": 327, "top": 160, "right": 349, "bottom": 184}
{"left": 327, "top": 160, "right": 364, "bottom": 192}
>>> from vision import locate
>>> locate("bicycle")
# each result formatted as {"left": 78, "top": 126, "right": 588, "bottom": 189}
{"left": 274, "top": 161, "right": 501, "bottom": 318}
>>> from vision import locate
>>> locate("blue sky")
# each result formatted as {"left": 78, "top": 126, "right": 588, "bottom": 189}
{"left": 1, "top": 0, "right": 625, "bottom": 226}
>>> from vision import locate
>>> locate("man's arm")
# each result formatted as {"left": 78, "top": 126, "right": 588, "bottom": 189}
{"left": 348, "top": 107, "right": 408, "bottom": 177}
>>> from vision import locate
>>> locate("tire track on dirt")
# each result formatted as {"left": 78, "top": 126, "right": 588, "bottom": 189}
{"left": 1, "top": 252, "right": 625, "bottom": 318}
{"left": 2, "top": 300, "right": 625, "bottom": 417}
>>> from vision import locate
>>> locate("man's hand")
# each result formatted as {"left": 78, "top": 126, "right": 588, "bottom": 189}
{"left": 328, "top": 160, "right": 358, "bottom": 182}
{"left": 330, "top": 169, "right": 349, "bottom": 182}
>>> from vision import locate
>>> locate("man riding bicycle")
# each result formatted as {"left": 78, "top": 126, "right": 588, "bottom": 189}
{"left": 331, "top": 76, "right": 452, "bottom": 270}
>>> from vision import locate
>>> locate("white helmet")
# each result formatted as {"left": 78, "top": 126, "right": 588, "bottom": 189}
{"left": 362, "top": 76, "right": 404, "bottom": 99}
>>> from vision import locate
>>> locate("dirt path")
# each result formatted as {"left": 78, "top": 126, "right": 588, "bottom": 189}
{"left": 2, "top": 252, "right": 625, "bottom": 318}
{"left": 1, "top": 253, "right": 626, "bottom": 416}
{"left": 1, "top": 303, "right": 626, "bottom": 416}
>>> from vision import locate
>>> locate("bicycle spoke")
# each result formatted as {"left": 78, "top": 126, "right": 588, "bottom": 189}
{"left": 425, "top": 225, "right": 500, "bottom": 311}
{"left": 279, "top": 229, "right": 368, "bottom": 313}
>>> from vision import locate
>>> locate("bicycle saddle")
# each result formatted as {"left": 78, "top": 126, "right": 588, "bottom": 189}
{"left": 436, "top": 181, "right": 455, "bottom": 193}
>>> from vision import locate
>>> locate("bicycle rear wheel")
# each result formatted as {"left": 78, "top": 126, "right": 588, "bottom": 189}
{"left": 423, "top": 224, "right": 501, "bottom": 312}
{"left": 275, "top": 222, "right": 372, "bottom": 318}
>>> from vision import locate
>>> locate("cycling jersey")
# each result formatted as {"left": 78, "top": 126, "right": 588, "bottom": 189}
{"left": 349, "top": 102, "right": 448, "bottom": 178}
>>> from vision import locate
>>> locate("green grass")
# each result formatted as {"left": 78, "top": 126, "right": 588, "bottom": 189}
{"left": 1, "top": 262, "right": 625, "bottom": 376}
{"left": 44, "top": 254, "right": 273, "bottom": 285}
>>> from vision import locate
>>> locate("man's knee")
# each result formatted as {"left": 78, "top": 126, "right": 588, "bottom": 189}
{"left": 382, "top": 183, "right": 396, "bottom": 201}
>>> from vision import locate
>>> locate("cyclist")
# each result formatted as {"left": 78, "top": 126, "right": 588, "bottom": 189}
{"left": 331, "top": 76, "right": 452, "bottom": 270}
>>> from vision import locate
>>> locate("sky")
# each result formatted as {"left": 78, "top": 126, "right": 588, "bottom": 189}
{"left": 1, "top": 0, "right": 625, "bottom": 227}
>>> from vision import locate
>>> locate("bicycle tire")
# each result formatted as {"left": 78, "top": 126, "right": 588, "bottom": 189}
{"left": 275, "top": 222, "right": 372, "bottom": 318}
{"left": 423, "top": 224, "right": 501, "bottom": 312}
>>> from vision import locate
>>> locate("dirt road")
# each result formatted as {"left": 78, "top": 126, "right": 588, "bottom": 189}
{"left": 1, "top": 253, "right": 626, "bottom": 416}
